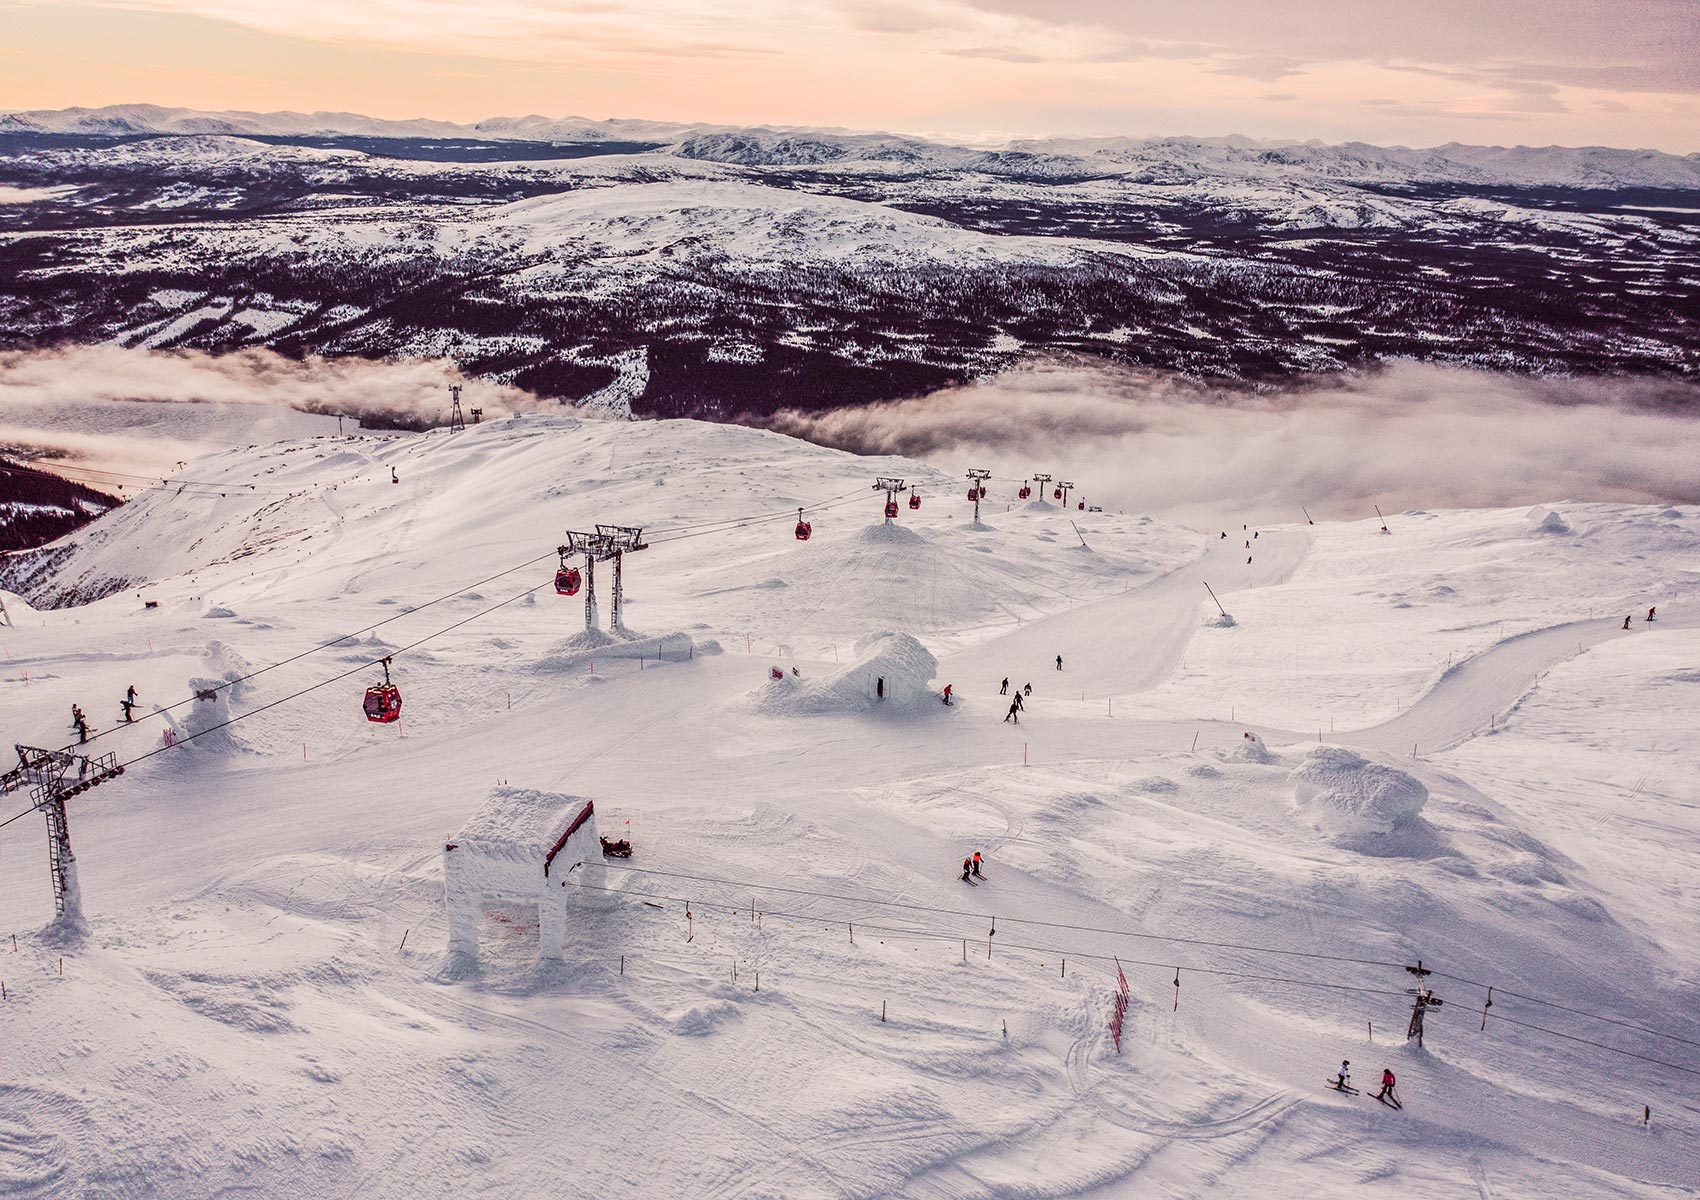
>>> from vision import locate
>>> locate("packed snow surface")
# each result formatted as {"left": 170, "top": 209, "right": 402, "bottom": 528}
{"left": 0, "top": 412, "right": 1696, "bottom": 1198}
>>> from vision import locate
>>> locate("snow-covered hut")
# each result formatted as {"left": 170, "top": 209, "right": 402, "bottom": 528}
{"left": 843, "top": 631, "right": 938, "bottom": 705}
{"left": 443, "top": 787, "right": 604, "bottom": 963}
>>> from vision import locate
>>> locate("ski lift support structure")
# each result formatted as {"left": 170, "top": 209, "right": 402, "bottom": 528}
{"left": 966, "top": 468, "right": 992, "bottom": 522}
{"left": 874, "top": 477, "right": 908, "bottom": 523}
{"left": 0, "top": 744, "right": 124, "bottom": 924}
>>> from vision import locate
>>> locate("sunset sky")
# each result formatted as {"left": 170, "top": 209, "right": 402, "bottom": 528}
{"left": 2, "top": 1, "right": 1695, "bottom": 149}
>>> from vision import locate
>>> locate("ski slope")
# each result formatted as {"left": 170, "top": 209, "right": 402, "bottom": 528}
{"left": 0, "top": 413, "right": 1696, "bottom": 1198}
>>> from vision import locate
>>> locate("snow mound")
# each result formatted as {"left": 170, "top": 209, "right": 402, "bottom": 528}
{"left": 670, "top": 999, "right": 741, "bottom": 1036}
{"left": 1231, "top": 733, "right": 1277, "bottom": 764}
{"left": 536, "top": 630, "right": 695, "bottom": 672}
{"left": 752, "top": 630, "right": 937, "bottom": 715}
{"left": 856, "top": 521, "right": 925, "bottom": 546}
{"left": 1528, "top": 508, "right": 1572, "bottom": 535}
{"left": 1289, "top": 747, "right": 1429, "bottom": 845}
{"left": 1205, "top": 610, "right": 1237, "bottom": 628}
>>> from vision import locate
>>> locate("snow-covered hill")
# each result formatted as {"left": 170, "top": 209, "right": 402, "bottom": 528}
{"left": 0, "top": 414, "right": 1696, "bottom": 1197}
{"left": 2, "top": 109, "right": 1696, "bottom": 412}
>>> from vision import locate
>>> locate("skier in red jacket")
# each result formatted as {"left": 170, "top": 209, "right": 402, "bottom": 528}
{"left": 1374, "top": 1068, "right": 1400, "bottom": 1107}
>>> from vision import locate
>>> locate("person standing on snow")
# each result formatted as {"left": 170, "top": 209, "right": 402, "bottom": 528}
{"left": 1374, "top": 1068, "right": 1399, "bottom": 1107}
{"left": 971, "top": 851, "right": 984, "bottom": 879}
{"left": 119, "top": 697, "right": 136, "bottom": 723}
{"left": 1013, "top": 690, "right": 1025, "bottom": 712}
{"left": 1022, "top": 682, "right": 1032, "bottom": 697}
{"left": 1623, "top": 614, "right": 1632, "bottom": 630}
{"left": 942, "top": 684, "right": 953, "bottom": 706}
{"left": 961, "top": 857, "right": 974, "bottom": 883}
{"left": 1055, "top": 655, "right": 1063, "bottom": 671}
{"left": 391, "top": 467, "right": 399, "bottom": 484}
{"left": 1004, "top": 699, "right": 1020, "bottom": 725}
{"left": 126, "top": 684, "right": 138, "bottom": 705}
{"left": 1647, "top": 606, "right": 1657, "bottom": 622}
{"left": 1000, "top": 677, "right": 1009, "bottom": 695}
{"left": 71, "top": 705, "right": 90, "bottom": 744}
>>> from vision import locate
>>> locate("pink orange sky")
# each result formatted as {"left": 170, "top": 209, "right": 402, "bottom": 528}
{"left": 2, "top": 1, "right": 1696, "bottom": 149}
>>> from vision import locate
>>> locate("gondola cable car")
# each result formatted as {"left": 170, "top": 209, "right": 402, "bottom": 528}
{"left": 794, "top": 507, "right": 812, "bottom": 541}
{"left": 363, "top": 656, "right": 402, "bottom": 724}
{"left": 884, "top": 500, "right": 899, "bottom": 519}
{"left": 908, "top": 491, "right": 921, "bottom": 510}
{"left": 554, "top": 547, "right": 583, "bottom": 596}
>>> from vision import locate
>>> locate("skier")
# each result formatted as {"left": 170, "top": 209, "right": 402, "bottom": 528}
{"left": 119, "top": 697, "right": 136, "bottom": 723}
{"left": 1647, "top": 606, "right": 1657, "bottom": 622}
{"left": 1334, "top": 1060, "right": 1352, "bottom": 1091}
{"left": 126, "top": 684, "right": 138, "bottom": 705}
{"left": 391, "top": 467, "right": 399, "bottom": 484}
{"left": 1004, "top": 699, "right": 1020, "bottom": 725}
{"left": 1374, "top": 1068, "right": 1399, "bottom": 1107}
{"left": 1022, "top": 682, "right": 1032, "bottom": 697}
{"left": 971, "top": 851, "right": 984, "bottom": 879}
{"left": 1013, "top": 690, "right": 1025, "bottom": 712}
{"left": 1623, "top": 614, "right": 1632, "bottom": 630}
{"left": 1055, "top": 655, "right": 1063, "bottom": 671}
{"left": 71, "top": 705, "right": 89, "bottom": 744}
{"left": 1000, "top": 677, "right": 1009, "bottom": 696}
{"left": 961, "top": 857, "right": 975, "bottom": 884}
{"left": 1254, "top": 531, "right": 1259, "bottom": 539}
{"left": 1247, "top": 555, "right": 1252, "bottom": 564}
{"left": 942, "top": 684, "right": 953, "bottom": 706}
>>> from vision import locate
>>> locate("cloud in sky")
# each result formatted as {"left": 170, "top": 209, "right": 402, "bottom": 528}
{"left": 766, "top": 359, "right": 1700, "bottom": 526}
{"left": 1, "top": 1, "right": 1694, "bottom": 148}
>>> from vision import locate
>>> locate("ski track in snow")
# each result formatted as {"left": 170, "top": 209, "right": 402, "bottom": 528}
{"left": 0, "top": 412, "right": 1697, "bottom": 1197}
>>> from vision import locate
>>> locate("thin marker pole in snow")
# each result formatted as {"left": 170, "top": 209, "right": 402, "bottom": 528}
{"left": 58, "top": 957, "right": 63, "bottom": 976}
{"left": 1191, "top": 732, "right": 1199, "bottom": 752}
{"left": 1368, "top": 1021, "right": 1373, "bottom": 1042}
{"left": 1023, "top": 742, "right": 1028, "bottom": 766}
{"left": 881, "top": 1000, "right": 887, "bottom": 1023}
{"left": 399, "top": 929, "right": 409, "bottom": 951}
{"left": 849, "top": 922, "right": 854, "bottom": 945}
{"left": 1481, "top": 986, "right": 1493, "bottom": 1031}
{"left": 620, "top": 954, "right": 624, "bottom": 975}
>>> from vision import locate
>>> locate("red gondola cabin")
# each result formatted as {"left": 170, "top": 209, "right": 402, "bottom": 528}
{"left": 555, "top": 566, "right": 582, "bottom": 596}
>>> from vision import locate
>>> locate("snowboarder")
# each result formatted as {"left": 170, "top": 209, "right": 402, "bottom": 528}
{"left": 1623, "top": 614, "right": 1632, "bottom": 630}
{"left": 119, "top": 698, "right": 136, "bottom": 723}
{"left": 1333, "top": 1060, "right": 1353, "bottom": 1091}
{"left": 1055, "top": 655, "right": 1063, "bottom": 671}
{"left": 1000, "top": 678, "right": 1009, "bottom": 695}
{"left": 1374, "top": 1068, "right": 1399, "bottom": 1107}
{"left": 1004, "top": 700, "right": 1020, "bottom": 725}
{"left": 961, "top": 857, "right": 975, "bottom": 884}
{"left": 971, "top": 851, "right": 984, "bottom": 878}
{"left": 1647, "top": 606, "right": 1657, "bottom": 622}
{"left": 942, "top": 684, "right": 953, "bottom": 706}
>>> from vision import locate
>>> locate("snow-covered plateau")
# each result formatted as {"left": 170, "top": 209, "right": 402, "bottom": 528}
{"left": 0, "top": 412, "right": 1695, "bottom": 1197}
{"left": 1, "top": 108, "right": 1695, "bottom": 414}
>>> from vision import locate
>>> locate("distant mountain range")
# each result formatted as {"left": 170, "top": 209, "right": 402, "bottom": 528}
{"left": 2, "top": 105, "right": 1695, "bottom": 418}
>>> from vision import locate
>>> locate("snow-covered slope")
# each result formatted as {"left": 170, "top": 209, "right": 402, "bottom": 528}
{"left": 0, "top": 414, "right": 1695, "bottom": 1197}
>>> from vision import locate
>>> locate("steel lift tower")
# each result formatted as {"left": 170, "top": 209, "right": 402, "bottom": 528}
{"left": 0, "top": 745, "right": 125, "bottom": 928}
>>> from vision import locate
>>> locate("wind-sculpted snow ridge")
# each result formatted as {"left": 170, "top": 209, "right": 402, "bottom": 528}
{"left": 0, "top": 413, "right": 1697, "bottom": 1198}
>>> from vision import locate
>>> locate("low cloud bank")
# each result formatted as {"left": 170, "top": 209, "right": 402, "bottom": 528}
{"left": 0, "top": 345, "right": 535, "bottom": 429}
{"left": 0, "top": 346, "right": 543, "bottom": 482}
{"left": 768, "top": 360, "right": 1700, "bottom": 524}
